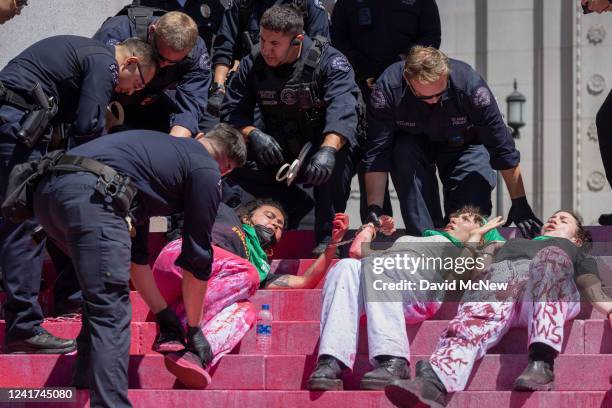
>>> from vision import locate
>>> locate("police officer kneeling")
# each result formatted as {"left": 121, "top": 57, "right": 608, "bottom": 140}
{"left": 364, "top": 46, "right": 542, "bottom": 238}
{"left": 26, "top": 124, "right": 245, "bottom": 407}
{"left": 221, "top": 5, "right": 361, "bottom": 251}
{"left": 0, "top": 35, "right": 156, "bottom": 356}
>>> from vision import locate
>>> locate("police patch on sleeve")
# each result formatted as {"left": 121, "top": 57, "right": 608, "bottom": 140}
{"left": 313, "top": 0, "right": 325, "bottom": 10}
{"left": 331, "top": 55, "right": 351, "bottom": 73}
{"left": 109, "top": 63, "right": 119, "bottom": 87}
{"left": 472, "top": 86, "right": 492, "bottom": 108}
{"left": 198, "top": 53, "right": 210, "bottom": 70}
{"left": 106, "top": 38, "right": 120, "bottom": 47}
{"left": 370, "top": 85, "right": 388, "bottom": 110}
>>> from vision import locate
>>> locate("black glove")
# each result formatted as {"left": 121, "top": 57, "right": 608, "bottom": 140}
{"left": 503, "top": 196, "right": 543, "bottom": 238}
{"left": 248, "top": 128, "right": 284, "bottom": 166}
{"left": 186, "top": 326, "right": 213, "bottom": 366}
{"left": 365, "top": 204, "right": 383, "bottom": 228}
{"left": 155, "top": 307, "right": 186, "bottom": 344}
{"left": 207, "top": 89, "right": 225, "bottom": 117}
{"left": 303, "top": 146, "right": 336, "bottom": 186}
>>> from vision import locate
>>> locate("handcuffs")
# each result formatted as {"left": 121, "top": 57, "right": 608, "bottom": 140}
{"left": 275, "top": 142, "right": 313, "bottom": 186}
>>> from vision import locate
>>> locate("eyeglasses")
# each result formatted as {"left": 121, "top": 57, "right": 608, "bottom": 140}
{"left": 132, "top": 54, "right": 146, "bottom": 87}
{"left": 152, "top": 33, "right": 186, "bottom": 65}
{"left": 405, "top": 75, "right": 449, "bottom": 101}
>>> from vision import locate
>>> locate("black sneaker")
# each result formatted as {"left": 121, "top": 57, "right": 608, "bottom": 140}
{"left": 513, "top": 361, "right": 555, "bottom": 391}
{"left": 360, "top": 355, "right": 410, "bottom": 390}
{"left": 4, "top": 329, "right": 76, "bottom": 354}
{"left": 307, "top": 355, "right": 345, "bottom": 390}
{"left": 599, "top": 213, "right": 612, "bottom": 225}
{"left": 385, "top": 360, "right": 447, "bottom": 408}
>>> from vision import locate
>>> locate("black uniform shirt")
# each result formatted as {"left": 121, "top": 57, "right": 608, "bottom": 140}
{"left": 331, "top": 0, "right": 441, "bottom": 81}
{"left": 0, "top": 35, "right": 117, "bottom": 143}
{"left": 221, "top": 35, "right": 360, "bottom": 150}
{"left": 93, "top": 15, "right": 211, "bottom": 135}
{"left": 212, "top": 0, "right": 330, "bottom": 67}
{"left": 363, "top": 59, "right": 520, "bottom": 173}
{"left": 68, "top": 129, "right": 222, "bottom": 279}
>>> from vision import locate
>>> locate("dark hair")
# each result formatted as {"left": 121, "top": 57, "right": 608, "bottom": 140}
{"left": 237, "top": 199, "right": 288, "bottom": 229}
{"left": 120, "top": 37, "right": 158, "bottom": 71}
{"left": 260, "top": 5, "right": 304, "bottom": 36}
{"left": 204, "top": 123, "right": 247, "bottom": 168}
{"left": 448, "top": 205, "right": 486, "bottom": 226}
{"left": 553, "top": 210, "right": 593, "bottom": 252}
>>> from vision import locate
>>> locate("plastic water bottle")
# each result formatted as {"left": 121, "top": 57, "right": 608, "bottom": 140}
{"left": 256, "top": 304, "right": 273, "bottom": 354}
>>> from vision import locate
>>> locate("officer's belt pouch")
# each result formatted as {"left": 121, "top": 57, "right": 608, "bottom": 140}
{"left": 52, "top": 155, "right": 138, "bottom": 217}
{"left": 1, "top": 150, "right": 66, "bottom": 223}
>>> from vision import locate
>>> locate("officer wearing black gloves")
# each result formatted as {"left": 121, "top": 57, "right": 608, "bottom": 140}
{"left": 94, "top": 10, "right": 216, "bottom": 136}
{"left": 221, "top": 5, "right": 361, "bottom": 251}
{"left": 208, "top": 0, "right": 330, "bottom": 117}
{"left": 0, "top": 35, "right": 156, "bottom": 355}
{"left": 331, "top": 0, "right": 441, "bottom": 223}
{"left": 30, "top": 125, "right": 246, "bottom": 407}
{"left": 364, "top": 46, "right": 542, "bottom": 238}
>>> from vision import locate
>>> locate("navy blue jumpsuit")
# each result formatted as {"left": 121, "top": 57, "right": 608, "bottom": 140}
{"left": 0, "top": 35, "right": 117, "bottom": 345}
{"left": 33, "top": 130, "right": 221, "bottom": 408}
{"left": 93, "top": 14, "right": 216, "bottom": 134}
{"left": 331, "top": 0, "right": 441, "bottom": 221}
{"left": 221, "top": 35, "right": 360, "bottom": 244}
{"left": 364, "top": 59, "right": 520, "bottom": 234}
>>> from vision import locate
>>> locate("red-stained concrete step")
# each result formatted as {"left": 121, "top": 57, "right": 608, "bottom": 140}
{"left": 28, "top": 390, "right": 612, "bottom": 408}
{"left": 264, "top": 354, "right": 612, "bottom": 391}
{"left": 584, "top": 319, "right": 612, "bottom": 354}
{"left": 235, "top": 320, "right": 587, "bottom": 356}
{"left": 0, "top": 354, "right": 609, "bottom": 391}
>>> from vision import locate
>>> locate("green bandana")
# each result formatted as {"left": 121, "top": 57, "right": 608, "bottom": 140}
{"left": 422, "top": 230, "right": 463, "bottom": 247}
{"left": 532, "top": 235, "right": 553, "bottom": 241}
{"left": 242, "top": 224, "right": 271, "bottom": 283}
{"left": 423, "top": 219, "right": 506, "bottom": 247}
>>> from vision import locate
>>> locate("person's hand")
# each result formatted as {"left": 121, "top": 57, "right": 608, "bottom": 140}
{"left": 503, "top": 196, "right": 543, "bottom": 238}
{"left": 331, "top": 213, "right": 349, "bottom": 243}
{"left": 585, "top": 0, "right": 612, "bottom": 13}
{"left": 186, "top": 326, "right": 213, "bottom": 367}
{"left": 248, "top": 128, "right": 284, "bottom": 166}
{"left": 607, "top": 310, "right": 612, "bottom": 329}
{"left": 303, "top": 146, "right": 336, "bottom": 185}
{"left": 207, "top": 89, "right": 225, "bottom": 117}
{"left": 469, "top": 216, "right": 505, "bottom": 242}
{"left": 378, "top": 215, "right": 396, "bottom": 236}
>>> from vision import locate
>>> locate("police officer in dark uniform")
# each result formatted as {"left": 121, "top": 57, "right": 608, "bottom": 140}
{"left": 221, "top": 5, "right": 360, "bottom": 251}
{"left": 0, "top": 35, "right": 157, "bottom": 354}
{"left": 30, "top": 124, "right": 246, "bottom": 407}
{"left": 94, "top": 10, "right": 216, "bottom": 136}
{"left": 121, "top": 0, "right": 231, "bottom": 51}
{"left": 331, "top": 0, "right": 441, "bottom": 222}
{"left": 364, "top": 46, "right": 542, "bottom": 238}
{"left": 208, "top": 0, "right": 330, "bottom": 116}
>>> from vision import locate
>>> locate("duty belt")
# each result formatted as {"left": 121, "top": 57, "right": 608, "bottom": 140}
{"left": 52, "top": 155, "right": 138, "bottom": 218}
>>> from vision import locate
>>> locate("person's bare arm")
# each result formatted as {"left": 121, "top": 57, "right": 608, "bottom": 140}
{"left": 130, "top": 263, "right": 167, "bottom": 313}
{"left": 170, "top": 125, "right": 192, "bottom": 138}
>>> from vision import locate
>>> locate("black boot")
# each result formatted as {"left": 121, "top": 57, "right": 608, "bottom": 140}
{"left": 513, "top": 343, "right": 556, "bottom": 391}
{"left": 4, "top": 329, "right": 76, "bottom": 354}
{"left": 307, "top": 355, "right": 345, "bottom": 390}
{"left": 385, "top": 360, "right": 447, "bottom": 408}
{"left": 153, "top": 307, "right": 186, "bottom": 353}
{"left": 599, "top": 213, "right": 612, "bottom": 225}
{"left": 360, "top": 355, "right": 410, "bottom": 390}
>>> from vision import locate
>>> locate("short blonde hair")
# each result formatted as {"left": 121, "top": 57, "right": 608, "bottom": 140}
{"left": 154, "top": 11, "right": 198, "bottom": 52}
{"left": 403, "top": 46, "right": 450, "bottom": 84}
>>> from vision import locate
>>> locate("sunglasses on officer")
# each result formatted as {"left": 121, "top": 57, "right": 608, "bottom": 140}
{"left": 405, "top": 74, "right": 450, "bottom": 102}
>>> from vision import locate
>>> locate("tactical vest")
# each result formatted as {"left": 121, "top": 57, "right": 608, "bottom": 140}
{"left": 251, "top": 36, "right": 328, "bottom": 160}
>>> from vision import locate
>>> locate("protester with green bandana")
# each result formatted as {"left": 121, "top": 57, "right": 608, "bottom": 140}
{"left": 386, "top": 210, "right": 612, "bottom": 408}
{"left": 149, "top": 199, "right": 351, "bottom": 389}
{"left": 307, "top": 206, "right": 504, "bottom": 392}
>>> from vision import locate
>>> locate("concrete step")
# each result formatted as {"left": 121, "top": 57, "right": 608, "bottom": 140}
{"left": 30, "top": 390, "right": 612, "bottom": 408}
{"left": 2, "top": 319, "right": 604, "bottom": 356}
{"left": 0, "top": 354, "right": 609, "bottom": 391}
